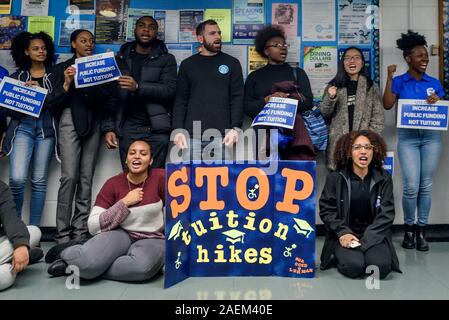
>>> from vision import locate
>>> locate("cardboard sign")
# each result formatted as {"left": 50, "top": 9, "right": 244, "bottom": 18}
{"left": 251, "top": 97, "right": 298, "bottom": 129}
{"left": 0, "top": 77, "right": 47, "bottom": 118}
{"left": 74, "top": 52, "right": 121, "bottom": 88}
{"left": 165, "top": 161, "right": 316, "bottom": 288}
{"left": 397, "top": 99, "right": 449, "bottom": 131}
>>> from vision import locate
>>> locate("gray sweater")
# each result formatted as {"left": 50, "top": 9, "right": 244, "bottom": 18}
{"left": 0, "top": 181, "right": 29, "bottom": 249}
{"left": 319, "top": 75, "right": 384, "bottom": 169}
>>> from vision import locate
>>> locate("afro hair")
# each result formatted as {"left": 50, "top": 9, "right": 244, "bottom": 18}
{"left": 11, "top": 31, "right": 55, "bottom": 70}
{"left": 396, "top": 30, "right": 427, "bottom": 58}
{"left": 254, "top": 25, "right": 285, "bottom": 58}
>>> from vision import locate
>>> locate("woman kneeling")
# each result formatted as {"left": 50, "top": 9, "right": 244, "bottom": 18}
{"left": 48, "top": 140, "right": 165, "bottom": 281}
{"left": 319, "top": 130, "right": 400, "bottom": 279}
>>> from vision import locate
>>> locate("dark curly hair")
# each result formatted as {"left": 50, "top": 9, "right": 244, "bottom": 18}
{"left": 11, "top": 31, "right": 55, "bottom": 70}
{"left": 254, "top": 25, "right": 285, "bottom": 58}
{"left": 333, "top": 130, "right": 387, "bottom": 171}
{"left": 396, "top": 30, "right": 427, "bottom": 59}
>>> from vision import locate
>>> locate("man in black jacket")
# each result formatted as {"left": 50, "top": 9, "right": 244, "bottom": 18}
{"left": 172, "top": 20, "right": 244, "bottom": 161}
{"left": 102, "top": 16, "right": 177, "bottom": 168}
{"left": 0, "top": 181, "right": 42, "bottom": 290}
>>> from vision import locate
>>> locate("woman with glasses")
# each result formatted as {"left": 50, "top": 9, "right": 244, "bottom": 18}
{"left": 320, "top": 47, "right": 384, "bottom": 169}
{"left": 51, "top": 29, "right": 117, "bottom": 244}
{"left": 383, "top": 31, "right": 444, "bottom": 251}
{"left": 319, "top": 130, "right": 400, "bottom": 279}
{"left": 244, "top": 25, "right": 313, "bottom": 159}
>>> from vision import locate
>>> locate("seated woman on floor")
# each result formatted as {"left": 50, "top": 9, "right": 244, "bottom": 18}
{"left": 319, "top": 130, "right": 400, "bottom": 279}
{"left": 47, "top": 140, "right": 165, "bottom": 281}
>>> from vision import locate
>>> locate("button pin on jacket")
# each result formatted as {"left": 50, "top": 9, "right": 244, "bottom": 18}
{"left": 375, "top": 195, "right": 381, "bottom": 209}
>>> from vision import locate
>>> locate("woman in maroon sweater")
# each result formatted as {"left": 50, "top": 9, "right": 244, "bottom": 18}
{"left": 47, "top": 140, "right": 165, "bottom": 281}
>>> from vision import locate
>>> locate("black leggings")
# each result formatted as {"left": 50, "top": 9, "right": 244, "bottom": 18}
{"left": 334, "top": 240, "right": 392, "bottom": 279}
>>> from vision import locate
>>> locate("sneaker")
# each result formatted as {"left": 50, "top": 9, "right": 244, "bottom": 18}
{"left": 47, "top": 259, "right": 69, "bottom": 277}
{"left": 29, "top": 247, "right": 44, "bottom": 264}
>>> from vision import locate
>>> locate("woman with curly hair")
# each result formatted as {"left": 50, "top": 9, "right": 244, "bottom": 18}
{"left": 2, "top": 31, "right": 64, "bottom": 225}
{"left": 383, "top": 31, "right": 444, "bottom": 251}
{"left": 243, "top": 25, "right": 314, "bottom": 159}
{"left": 320, "top": 46, "right": 384, "bottom": 169}
{"left": 319, "top": 130, "right": 400, "bottom": 279}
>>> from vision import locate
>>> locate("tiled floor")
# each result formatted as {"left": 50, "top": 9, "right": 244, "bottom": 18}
{"left": 1, "top": 236, "right": 449, "bottom": 300}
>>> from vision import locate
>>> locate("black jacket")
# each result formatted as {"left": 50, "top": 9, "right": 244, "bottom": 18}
{"left": 52, "top": 56, "right": 117, "bottom": 138}
{"left": 0, "top": 181, "right": 29, "bottom": 249}
{"left": 101, "top": 40, "right": 177, "bottom": 136}
{"left": 319, "top": 167, "right": 400, "bottom": 272}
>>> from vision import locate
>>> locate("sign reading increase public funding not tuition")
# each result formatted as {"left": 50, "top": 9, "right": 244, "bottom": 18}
{"left": 251, "top": 97, "right": 299, "bottom": 129}
{"left": 0, "top": 77, "right": 48, "bottom": 118}
{"left": 165, "top": 161, "right": 316, "bottom": 288}
{"left": 397, "top": 99, "right": 449, "bottom": 131}
{"left": 75, "top": 52, "right": 121, "bottom": 88}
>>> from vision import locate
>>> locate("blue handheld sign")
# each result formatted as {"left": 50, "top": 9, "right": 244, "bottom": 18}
{"left": 75, "top": 52, "right": 122, "bottom": 88}
{"left": 397, "top": 99, "right": 449, "bottom": 131}
{"left": 0, "top": 77, "right": 48, "bottom": 118}
{"left": 251, "top": 97, "right": 298, "bottom": 129}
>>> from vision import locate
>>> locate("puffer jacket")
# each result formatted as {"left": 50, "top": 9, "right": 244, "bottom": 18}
{"left": 101, "top": 39, "right": 177, "bottom": 137}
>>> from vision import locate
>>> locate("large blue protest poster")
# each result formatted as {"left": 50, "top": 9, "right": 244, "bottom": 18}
{"left": 165, "top": 161, "right": 316, "bottom": 288}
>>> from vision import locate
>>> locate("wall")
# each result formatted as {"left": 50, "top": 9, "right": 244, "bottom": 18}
{"left": 0, "top": 0, "right": 447, "bottom": 226}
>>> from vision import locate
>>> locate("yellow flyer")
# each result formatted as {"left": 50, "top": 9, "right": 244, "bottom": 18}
{"left": 204, "top": 9, "right": 231, "bottom": 43}
{"left": 247, "top": 45, "right": 267, "bottom": 75}
{"left": 0, "top": 0, "right": 12, "bottom": 15}
{"left": 27, "top": 16, "right": 55, "bottom": 40}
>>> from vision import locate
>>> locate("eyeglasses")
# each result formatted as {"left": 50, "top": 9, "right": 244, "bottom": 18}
{"left": 343, "top": 55, "right": 362, "bottom": 62}
{"left": 265, "top": 43, "right": 288, "bottom": 49}
{"left": 352, "top": 144, "right": 374, "bottom": 151}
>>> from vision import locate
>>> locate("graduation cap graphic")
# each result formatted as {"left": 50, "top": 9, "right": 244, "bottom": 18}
{"left": 293, "top": 218, "right": 314, "bottom": 238}
{"left": 167, "top": 221, "right": 183, "bottom": 241}
{"left": 222, "top": 229, "right": 246, "bottom": 244}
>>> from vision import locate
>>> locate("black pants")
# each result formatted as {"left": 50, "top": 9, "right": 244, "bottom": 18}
{"left": 334, "top": 240, "right": 392, "bottom": 279}
{"left": 119, "top": 121, "right": 169, "bottom": 169}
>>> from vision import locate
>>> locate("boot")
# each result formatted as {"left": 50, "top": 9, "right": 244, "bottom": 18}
{"left": 402, "top": 224, "right": 415, "bottom": 249}
{"left": 416, "top": 225, "right": 429, "bottom": 251}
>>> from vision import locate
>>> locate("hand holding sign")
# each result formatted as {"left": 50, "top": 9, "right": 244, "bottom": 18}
{"left": 264, "top": 92, "right": 290, "bottom": 103}
{"left": 63, "top": 66, "right": 76, "bottom": 91}
{"left": 426, "top": 93, "right": 440, "bottom": 104}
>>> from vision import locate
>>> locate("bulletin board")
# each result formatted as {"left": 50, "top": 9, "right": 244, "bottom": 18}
{"left": 439, "top": 0, "right": 449, "bottom": 98}
{"left": 1, "top": 0, "right": 380, "bottom": 100}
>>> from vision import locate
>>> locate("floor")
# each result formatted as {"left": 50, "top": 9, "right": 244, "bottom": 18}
{"left": 1, "top": 236, "right": 449, "bottom": 300}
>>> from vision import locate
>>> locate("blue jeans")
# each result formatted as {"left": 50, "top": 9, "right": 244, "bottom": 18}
{"left": 397, "top": 128, "right": 441, "bottom": 226}
{"left": 9, "top": 117, "right": 55, "bottom": 225}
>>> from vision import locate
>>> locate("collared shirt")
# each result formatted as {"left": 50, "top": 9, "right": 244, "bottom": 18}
{"left": 349, "top": 170, "right": 374, "bottom": 235}
{"left": 392, "top": 72, "right": 444, "bottom": 100}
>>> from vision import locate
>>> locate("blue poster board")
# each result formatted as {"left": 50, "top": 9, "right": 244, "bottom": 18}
{"left": 165, "top": 161, "right": 316, "bottom": 288}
